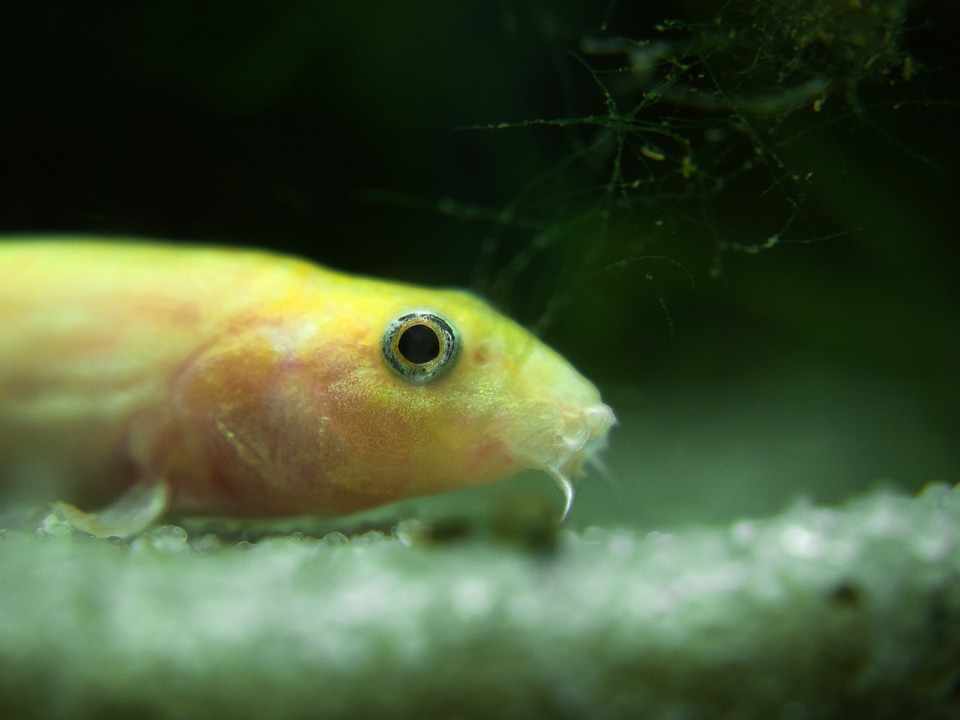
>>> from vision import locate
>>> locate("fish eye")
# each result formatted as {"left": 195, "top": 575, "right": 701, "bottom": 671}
{"left": 382, "top": 311, "right": 461, "bottom": 383}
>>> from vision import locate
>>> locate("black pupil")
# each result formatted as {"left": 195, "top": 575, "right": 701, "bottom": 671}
{"left": 398, "top": 324, "right": 441, "bottom": 364}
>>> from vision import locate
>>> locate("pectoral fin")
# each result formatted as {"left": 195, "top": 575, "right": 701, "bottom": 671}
{"left": 44, "top": 480, "right": 169, "bottom": 539}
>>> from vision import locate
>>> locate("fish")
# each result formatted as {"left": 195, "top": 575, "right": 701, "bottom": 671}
{"left": 0, "top": 238, "right": 616, "bottom": 537}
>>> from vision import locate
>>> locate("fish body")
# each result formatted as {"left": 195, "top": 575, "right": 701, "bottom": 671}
{"left": 0, "top": 238, "right": 615, "bottom": 531}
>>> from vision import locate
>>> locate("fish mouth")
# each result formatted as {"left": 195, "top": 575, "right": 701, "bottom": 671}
{"left": 508, "top": 402, "right": 617, "bottom": 520}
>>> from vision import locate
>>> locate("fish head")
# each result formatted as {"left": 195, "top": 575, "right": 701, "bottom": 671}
{"left": 348, "top": 286, "right": 617, "bottom": 517}
{"left": 169, "top": 277, "right": 615, "bottom": 519}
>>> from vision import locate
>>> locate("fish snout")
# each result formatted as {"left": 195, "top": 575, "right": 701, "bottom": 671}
{"left": 505, "top": 399, "right": 616, "bottom": 483}
{"left": 534, "top": 400, "right": 616, "bottom": 520}
{"left": 555, "top": 402, "right": 617, "bottom": 474}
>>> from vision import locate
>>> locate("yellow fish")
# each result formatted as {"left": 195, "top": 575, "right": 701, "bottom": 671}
{"left": 0, "top": 238, "right": 615, "bottom": 536}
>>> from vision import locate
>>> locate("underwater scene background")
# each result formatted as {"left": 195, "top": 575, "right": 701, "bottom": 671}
{"left": 1, "top": 1, "right": 958, "bottom": 718}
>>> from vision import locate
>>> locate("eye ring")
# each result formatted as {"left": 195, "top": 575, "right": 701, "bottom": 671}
{"left": 382, "top": 311, "right": 461, "bottom": 384}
